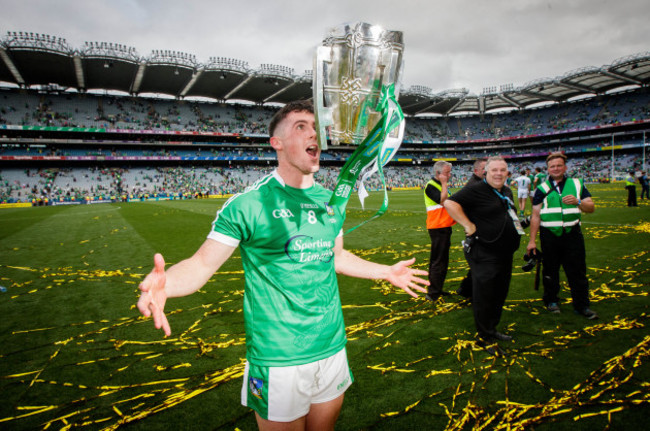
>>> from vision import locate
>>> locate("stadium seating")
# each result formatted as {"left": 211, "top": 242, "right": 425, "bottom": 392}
{"left": 2, "top": 87, "right": 648, "bottom": 138}
{"left": 1, "top": 86, "right": 649, "bottom": 204}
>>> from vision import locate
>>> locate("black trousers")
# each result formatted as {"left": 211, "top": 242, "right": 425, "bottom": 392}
{"left": 640, "top": 184, "right": 649, "bottom": 200}
{"left": 626, "top": 185, "right": 637, "bottom": 206}
{"left": 540, "top": 226, "right": 590, "bottom": 311}
{"left": 464, "top": 245, "right": 513, "bottom": 339}
{"left": 427, "top": 227, "right": 452, "bottom": 296}
{"left": 458, "top": 270, "right": 473, "bottom": 298}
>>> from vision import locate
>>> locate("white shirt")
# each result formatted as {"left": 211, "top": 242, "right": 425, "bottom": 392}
{"left": 514, "top": 175, "right": 531, "bottom": 191}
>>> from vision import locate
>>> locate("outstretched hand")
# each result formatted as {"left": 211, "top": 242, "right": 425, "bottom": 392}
{"left": 137, "top": 253, "right": 171, "bottom": 336}
{"left": 385, "top": 258, "right": 429, "bottom": 298}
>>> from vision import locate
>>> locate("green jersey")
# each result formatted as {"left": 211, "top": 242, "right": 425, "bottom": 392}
{"left": 209, "top": 171, "right": 347, "bottom": 367}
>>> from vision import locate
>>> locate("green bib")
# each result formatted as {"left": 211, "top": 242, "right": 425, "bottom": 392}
{"left": 538, "top": 177, "right": 583, "bottom": 236}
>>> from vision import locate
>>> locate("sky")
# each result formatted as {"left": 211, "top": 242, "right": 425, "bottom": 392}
{"left": 0, "top": 0, "right": 648, "bottom": 95}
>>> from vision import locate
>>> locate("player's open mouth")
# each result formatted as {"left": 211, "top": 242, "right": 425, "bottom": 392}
{"left": 306, "top": 145, "right": 319, "bottom": 158}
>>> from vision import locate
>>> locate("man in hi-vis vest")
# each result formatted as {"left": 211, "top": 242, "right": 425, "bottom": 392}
{"left": 526, "top": 152, "right": 597, "bottom": 319}
{"left": 424, "top": 161, "right": 456, "bottom": 301}
{"left": 625, "top": 171, "right": 638, "bottom": 207}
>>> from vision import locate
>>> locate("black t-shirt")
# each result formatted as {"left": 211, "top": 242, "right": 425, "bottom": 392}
{"left": 465, "top": 173, "right": 484, "bottom": 187}
{"left": 449, "top": 181, "right": 521, "bottom": 255}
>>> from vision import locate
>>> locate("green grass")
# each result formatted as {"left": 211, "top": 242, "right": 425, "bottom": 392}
{"left": 0, "top": 185, "right": 648, "bottom": 430}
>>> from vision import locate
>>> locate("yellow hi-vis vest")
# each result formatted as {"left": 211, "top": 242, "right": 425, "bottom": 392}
{"left": 538, "top": 177, "right": 583, "bottom": 236}
{"left": 625, "top": 175, "right": 636, "bottom": 187}
{"left": 424, "top": 180, "right": 456, "bottom": 229}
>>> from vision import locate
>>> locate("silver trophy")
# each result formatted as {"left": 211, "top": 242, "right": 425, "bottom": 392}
{"left": 313, "top": 22, "right": 404, "bottom": 150}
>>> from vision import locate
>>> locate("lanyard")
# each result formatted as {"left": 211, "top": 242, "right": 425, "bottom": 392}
{"left": 549, "top": 177, "right": 564, "bottom": 194}
{"left": 484, "top": 179, "right": 524, "bottom": 235}
{"left": 484, "top": 179, "right": 515, "bottom": 210}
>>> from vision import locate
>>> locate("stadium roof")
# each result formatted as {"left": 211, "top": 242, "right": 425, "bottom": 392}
{"left": 400, "top": 51, "right": 650, "bottom": 116}
{"left": 1, "top": 31, "right": 649, "bottom": 116}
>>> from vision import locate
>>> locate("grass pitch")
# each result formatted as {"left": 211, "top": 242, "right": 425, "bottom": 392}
{"left": 0, "top": 184, "right": 648, "bottom": 430}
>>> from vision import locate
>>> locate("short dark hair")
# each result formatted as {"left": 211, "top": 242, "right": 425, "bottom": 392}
{"left": 546, "top": 152, "right": 567, "bottom": 165}
{"left": 473, "top": 158, "right": 487, "bottom": 170}
{"left": 269, "top": 100, "right": 314, "bottom": 137}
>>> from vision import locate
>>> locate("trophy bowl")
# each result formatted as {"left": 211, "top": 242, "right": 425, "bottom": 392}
{"left": 313, "top": 22, "right": 404, "bottom": 150}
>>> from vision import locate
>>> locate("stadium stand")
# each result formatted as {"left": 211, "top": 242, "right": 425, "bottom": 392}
{"left": 0, "top": 32, "right": 649, "bottom": 205}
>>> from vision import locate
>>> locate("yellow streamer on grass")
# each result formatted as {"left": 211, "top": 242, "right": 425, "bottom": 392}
{"left": 1, "top": 240, "right": 648, "bottom": 429}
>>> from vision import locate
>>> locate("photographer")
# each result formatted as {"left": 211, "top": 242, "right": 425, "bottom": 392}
{"left": 444, "top": 156, "right": 522, "bottom": 352}
{"left": 527, "top": 152, "right": 597, "bottom": 319}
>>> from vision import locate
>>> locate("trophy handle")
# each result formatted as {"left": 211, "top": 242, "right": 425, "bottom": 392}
{"left": 313, "top": 46, "right": 333, "bottom": 150}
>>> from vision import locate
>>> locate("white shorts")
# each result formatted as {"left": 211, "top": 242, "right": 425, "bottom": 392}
{"left": 241, "top": 347, "right": 353, "bottom": 422}
{"left": 518, "top": 189, "right": 529, "bottom": 199}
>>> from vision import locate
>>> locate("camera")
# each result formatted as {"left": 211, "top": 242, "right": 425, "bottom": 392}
{"left": 522, "top": 249, "right": 542, "bottom": 272}
{"left": 462, "top": 234, "right": 478, "bottom": 253}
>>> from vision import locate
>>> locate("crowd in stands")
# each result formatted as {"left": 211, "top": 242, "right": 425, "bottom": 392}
{"left": 1, "top": 86, "right": 649, "bottom": 205}
{"left": 1, "top": 153, "right": 644, "bottom": 205}
{"left": 0, "top": 143, "right": 275, "bottom": 160}
{"left": 1, "top": 86, "right": 649, "bottom": 140}
{"left": 0, "top": 165, "right": 267, "bottom": 204}
{"left": 0, "top": 134, "right": 644, "bottom": 168}
{"left": 0, "top": 91, "right": 277, "bottom": 134}
{"left": 402, "top": 87, "right": 650, "bottom": 142}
